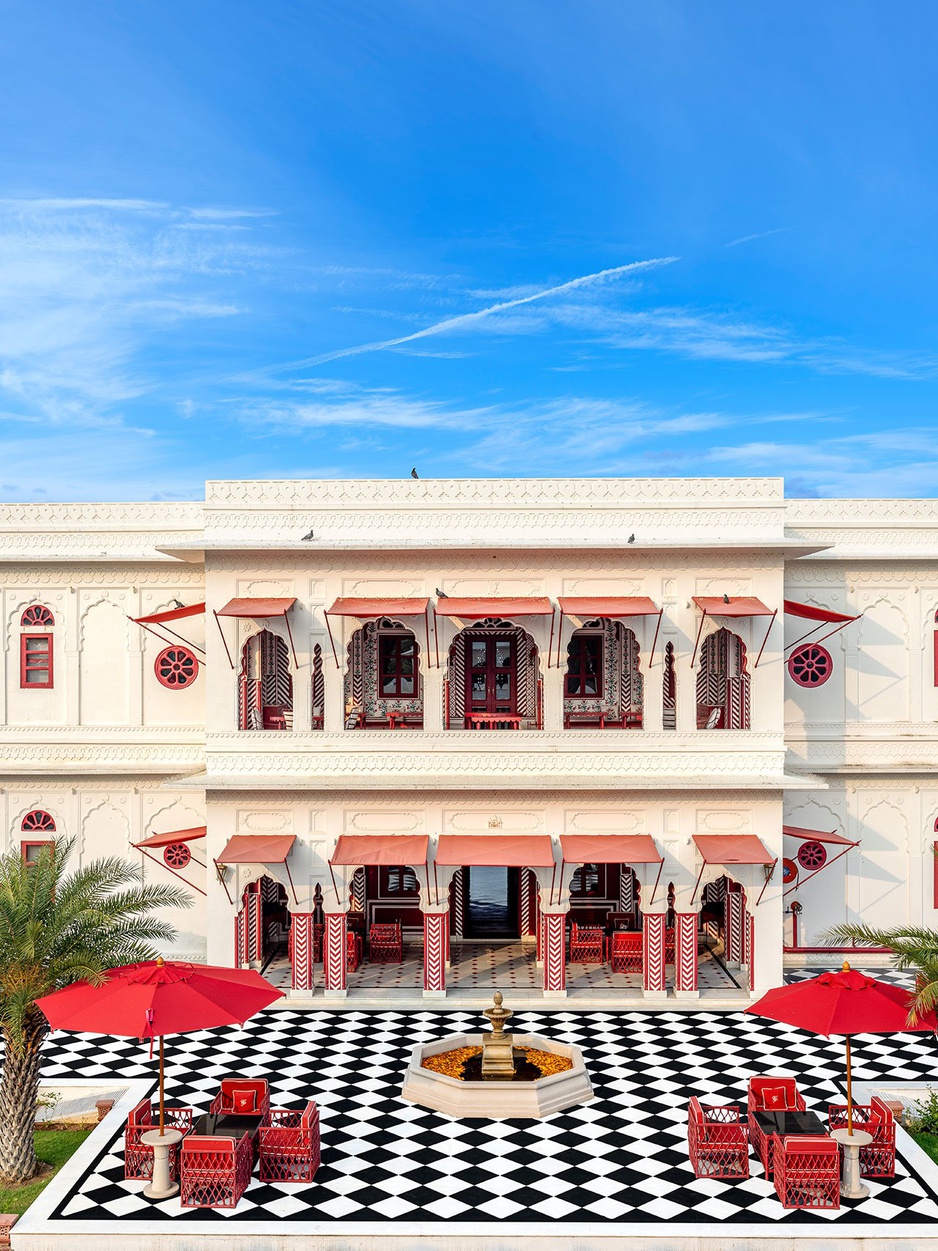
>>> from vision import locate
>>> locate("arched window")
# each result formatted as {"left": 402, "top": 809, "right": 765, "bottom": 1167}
{"left": 345, "top": 618, "right": 423, "bottom": 729}
{"left": 20, "top": 605, "right": 55, "bottom": 689}
{"left": 696, "top": 627, "right": 750, "bottom": 729}
{"left": 447, "top": 618, "right": 541, "bottom": 730}
{"left": 20, "top": 810, "right": 55, "bottom": 865}
{"left": 563, "top": 619, "right": 642, "bottom": 729}
{"left": 239, "top": 630, "right": 293, "bottom": 730}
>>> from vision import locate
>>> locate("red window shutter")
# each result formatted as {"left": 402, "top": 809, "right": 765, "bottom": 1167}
{"left": 20, "top": 634, "right": 53, "bottom": 689}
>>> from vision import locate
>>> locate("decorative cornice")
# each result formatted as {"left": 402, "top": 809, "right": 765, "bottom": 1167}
{"left": 0, "top": 741, "right": 204, "bottom": 775}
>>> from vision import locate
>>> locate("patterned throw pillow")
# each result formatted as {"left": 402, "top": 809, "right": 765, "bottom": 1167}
{"left": 761, "top": 1086, "right": 789, "bottom": 1111}
{"left": 231, "top": 1089, "right": 257, "bottom": 1113}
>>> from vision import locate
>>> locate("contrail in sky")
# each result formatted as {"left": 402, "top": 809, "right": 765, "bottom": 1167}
{"left": 275, "top": 255, "right": 680, "bottom": 370}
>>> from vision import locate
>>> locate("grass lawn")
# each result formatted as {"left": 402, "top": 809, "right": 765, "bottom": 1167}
{"left": 910, "top": 1130, "right": 938, "bottom": 1166}
{"left": 0, "top": 1129, "right": 92, "bottom": 1215}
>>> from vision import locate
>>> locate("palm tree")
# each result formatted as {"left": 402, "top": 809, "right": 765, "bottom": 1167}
{"left": 0, "top": 838, "right": 189, "bottom": 1185}
{"left": 827, "top": 922, "right": 938, "bottom": 1023}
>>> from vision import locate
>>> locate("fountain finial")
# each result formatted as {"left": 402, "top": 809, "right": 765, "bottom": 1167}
{"left": 481, "top": 991, "right": 516, "bottom": 1079}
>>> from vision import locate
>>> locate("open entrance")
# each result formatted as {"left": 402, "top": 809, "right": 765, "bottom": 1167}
{"left": 464, "top": 865, "right": 520, "bottom": 938}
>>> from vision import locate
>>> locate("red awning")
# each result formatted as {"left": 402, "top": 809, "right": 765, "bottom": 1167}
{"left": 330, "top": 834, "right": 430, "bottom": 866}
{"left": 559, "top": 834, "right": 662, "bottom": 865}
{"left": 135, "top": 826, "right": 207, "bottom": 850}
{"left": 558, "top": 596, "right": 659, "bottom": 619}
{"left": 437, "top": 597, "right": 553, "bottom": 619}
{"left": 435, "top": 835, "right": 555, "bottom": 867}
{"left": 327, "top": 597, "right": 430, "bottom": 618}
{"left": 784, "top": 600, "right": 858, "bottom": 625}
{"left": 783, "top": 825, "right": 856, "bottom": 847}
{"left": 216, "top": 598, "right": 296, "bottom": 618}
{"left": 132, "top": 603, "right": 206, "bottom": 625}
{"left": 216, "top": 835, "right": 296, "bottom": 864}
{"left": 694, "top": 834, "right": 775, "bottom": 865}
{"left": 693, "top": 596, "right": 774, "bottom": 617}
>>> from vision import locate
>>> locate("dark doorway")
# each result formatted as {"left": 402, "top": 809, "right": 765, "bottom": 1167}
{"left": 464, "top": 866, "right": 519, "bottom": 938}
{"left": 465, "top": 636, "right": 517, "bottom": 716}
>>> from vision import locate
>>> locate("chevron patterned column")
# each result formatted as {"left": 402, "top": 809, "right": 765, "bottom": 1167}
{"left": 726, "top": 887, "right": 744, "bottom": 968}
{"left": 245, "top": 890, "right": 262, "bottom": 965}
{"left": 289, "top": 913, "right": 315, "bottom": 992}
{"left": 234, "top": 909, "right": 247, "bottom": 967}
{"left": 323, "top": 913, "right": 348, "bottom": 994}
{"left": 748, "top": 912, "right": 756, "bottom": 994}
{"left": 542, "top": 912, "right": 567, "bottom": 994}
{"left": 423, "top": 910, "right": 448, "bottom": 997}
{"left": 642, "top": 912, "right": 667, "bottom": 996}
{"left": 674, "top": 913, "right": 699, "bottom": 997}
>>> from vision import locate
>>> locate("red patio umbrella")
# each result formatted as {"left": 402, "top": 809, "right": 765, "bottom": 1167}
{"left": 36, "top": 957, "right": 283, "bottom": 1135}
{"left": 747, "top": 962, "right": 935, "bottom": 1133}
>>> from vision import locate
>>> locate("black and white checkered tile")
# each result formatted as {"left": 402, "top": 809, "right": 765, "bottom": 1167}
{"left": 39, "top": 980, "right": 938, "bottom": 1227}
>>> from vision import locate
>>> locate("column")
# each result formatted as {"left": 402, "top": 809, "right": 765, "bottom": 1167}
{"left": 642, "top": 911, "right": 667, "bottom": 997}
{"left": 542, "top": 910, "right": 567, "bottom": 995}
{"left": 422, "top": 909, "right": 449, "bottom": 998}
{"left": 748, "top": 912, "right": 756, "bottom": 994}
{"left": 725, "top": 887, "right": 744, "bottom": 968}
{"left": 289, "top": 913, "right": 315, "bottom": 994}
{"left": 674, "top": 912, "right": 699, "bottom": 998}
{"left": 323, "top": 912, "right": 348, "bottom": 996}
{"left": 245, "top": 890, "right": 262, "bottom": 967}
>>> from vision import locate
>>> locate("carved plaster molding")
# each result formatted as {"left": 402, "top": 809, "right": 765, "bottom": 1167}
{"left": 0, "top": 744, "right": 204, "bottom": 775}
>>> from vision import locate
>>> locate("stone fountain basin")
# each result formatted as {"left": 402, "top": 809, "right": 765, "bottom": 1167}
{"left": 400, "top": 1032, "right": 593, "bottom": 1119}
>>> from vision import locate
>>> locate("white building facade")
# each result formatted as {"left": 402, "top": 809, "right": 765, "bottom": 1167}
{"left": 2, "top": 477, "right": 935, "bottom": 1004}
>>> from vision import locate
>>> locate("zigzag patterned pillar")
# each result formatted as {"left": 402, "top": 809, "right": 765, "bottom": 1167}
{"left": 748, "top": 912, "right": 756, "bottom": 994}
{"left": 234, "top": 909, "right": 247, "bottom": 967}
{"left": 423, "top": 910, "right": 448, "bottom": 997}
{"left": 726, "top": 887, "right": 744, "bottom": 968}
{"left": 245, "top": 891, "right": 262, "bottom": 965}
{"left": 542, "top": 912, "right": 567, "bottom": 994}
{"left": 642, "top": 912, "right": 667, "bottom": 996}
{"left": 290, "top": 913, "right": 315, "bottom": 993}
{"left": 674, "top": 913, "right": 699, "bottom": 997}
{"left": 323, "top": 913, "right": 348, "bottom": 995}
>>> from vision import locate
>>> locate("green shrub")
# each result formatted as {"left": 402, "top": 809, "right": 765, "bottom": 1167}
{"left": 905, "top": 1087, "right": 938, "bottom": 1135}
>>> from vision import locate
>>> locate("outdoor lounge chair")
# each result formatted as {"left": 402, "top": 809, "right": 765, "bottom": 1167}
{"left": 369, "top": 921, "right": 403, "bottom": 962}
{"left": 211, "top": 1078, "right": 271, "bottom": 1119}
{"left": 569, "top": 923, "right": 605, "bottom": 963}
{"left": 687, "top": 1097, "right": 749, "bottom": 1178}
{"left": 609, "top": 930, "right": 643, "bottom": 973}
{"left": 259, "top": 1101, "right": 321, "bottom": 1182}
{"left": 747, "top": 1077, "right": 806, "bottom": 1174}
{"left": 773, "top": 1135, "right": 840, "bottom": 1209}
{"left": 180, "top": 1133, "right": 253, "bottom": 1209}
{"left": 123, "top": 1097, "right": 193, "bottom": 1181}
{"left": 828, "top": 1096, "right": 896, "bottom": 1178}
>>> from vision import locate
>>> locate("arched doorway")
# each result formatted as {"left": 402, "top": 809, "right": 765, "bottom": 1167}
{"left": 344, "top": 617, "right": 423, "bottom": 728}
{"left": 239, "top": 630, "right": 293, "bottom": 730}
{"left": 696, "top": 627, "right": 750, "bottom": 729}
{"left": 446, "top": 618, "right": 542, "bottom": 729}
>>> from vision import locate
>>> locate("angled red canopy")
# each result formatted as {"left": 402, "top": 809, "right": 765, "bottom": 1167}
{"left": 784, "top": 599, "right": 861, "bottom": 653}
{"left": 216, "top": 835, "right": 295, "bottom": 864}
{"left": 132, "top": 603, "right": 206, "bottom": 625}
{"left": 691, "top": 596, "right": 778, "bottom": 668}
{"left": 330, "top": 834, "right": 429, "bottom": 866}
{"left": 692, "top": 833, "right": 778, "bottom": 906}
{"left": 216, "top": 598, "right": 296, "bottom": 618}
{"left": 559, "top": 834, "right": 662, "bottom": 865}
{"left": 437, "top": 597, "right": 553, "bottom": 619}
{"left": 326, "top": 597, "right": 429, "bottom": 618}
{"left": 783, "top": 824, "right": 855, "bottom": 847}
{"left": 434, "top": 834, "right": 555, "bottom": 867}
{"left": 556, "top": 597, "right": 663, "bottom": 666}
{"left": 135, "top": 827, "right": 206, "bottom": 849}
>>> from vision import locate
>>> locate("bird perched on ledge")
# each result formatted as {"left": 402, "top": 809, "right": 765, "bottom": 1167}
{"left": 411, "top": 468, "right": 419, "bottom": 478}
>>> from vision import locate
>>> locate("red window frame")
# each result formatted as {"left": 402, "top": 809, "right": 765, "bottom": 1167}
{"left": 21, "top": 605, "right": 54, "bottom": 628}
{"left": 565, "top": 632, "right": 603, "bottom": 698}
{"left": 933, "top": 833, "right": 938, "bottom": 909}
{"left": 21, "top": 810, "right": 56, "bottom": 833}
{"left": 377, "top": 634, "right": 418, "bottom": 698}
{"left": 21, "top": 840, "right": 52, "bottom": 865}
{"left": 20, "top": 633, "right": 53, "bottom": 689}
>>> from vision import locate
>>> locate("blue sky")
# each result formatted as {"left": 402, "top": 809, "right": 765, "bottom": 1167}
{"left": 1, "top": 1, "right": 936, "bottom": 499}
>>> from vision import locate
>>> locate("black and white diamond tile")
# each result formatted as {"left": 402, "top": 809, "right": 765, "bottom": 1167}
{"left": 39, "top": 983, "right": 938, "bottom": 1227}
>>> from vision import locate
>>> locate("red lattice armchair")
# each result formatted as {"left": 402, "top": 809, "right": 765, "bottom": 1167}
{"left": 369, "top": 921, "right": 403, "bottom": 963}
{"left": 687, "top": 1097, "right": 749, "bottom": 1179}
{"left": 210, "top": 1079, "right": 271, "bottom": 1120}
{"left": 665, "top": 927, "right": 676, "bottom": 965}
{"left": 259, "top": 1101, "right": 321, "bottom": 1182}
{"left": 609, "top": 930, "right": 643, "bottom": 973}
{"left": 180, "top": 1134, "right": 254, "bottom": 1209}
{"left": 569, "top": 923, "right": 605, "bottom": 963}
{"left": 828, "top": 1096, "right": 896, "bottom": 1178}
{"left": 747, "top": 1077, "right": 806, "bottom": 1175}
{"left": 773, "top": 1135, "right": 840, "bottom": 1210}
{"left": 124, "top": 1098, "right": 193, "bottom": 1181}
{"left": 347, "top": 930, "right": 362, "bottom": 972}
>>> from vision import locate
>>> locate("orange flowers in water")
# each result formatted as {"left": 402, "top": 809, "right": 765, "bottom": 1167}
{"left": 421, "top": 1046, "right": 573, "bottom": 1080}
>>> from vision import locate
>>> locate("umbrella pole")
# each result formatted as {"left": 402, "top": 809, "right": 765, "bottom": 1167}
{"left": 845, "top": 1034, "right": 853, "bottom": 1136}
{"left": 158, "top": 1036, "right": 165, "bottom": 1136}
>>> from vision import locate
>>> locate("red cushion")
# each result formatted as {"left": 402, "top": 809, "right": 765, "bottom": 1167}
{"left": 231, "top": 1089, "right": 258, "bottom": 1113}
{"left": 761, "top": 1085, "right": 790, "bottom": 1111}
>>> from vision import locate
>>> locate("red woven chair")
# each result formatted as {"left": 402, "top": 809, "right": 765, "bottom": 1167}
{"left": 687, "top": 1097, "right": 749, "bottom": 1178}
{"left": 773, "top": 1135, "right": 840, "bottom": 1210}
{"left": 609, "top": 930, "right": 643, "bottom": 973}
{"left": 828, "top": 1096, "right": 896, "bottom": 1178}
{"left": 747, "top": 1077, "right": 806, "bottom": 1175}
{"left": 210, "top": 1079, "right": 270, "bottom": 1119}
{"left": 347, "top": 931, "right": 362, "bottom": 972}
{"left": 124, "top": 1098, "right": 193, "bottom": 1181}
{"left": 665, "top": 927, "right": 676, "bottom": 965}
{"left": 369, "top": 922, "right": 403, "bottom": 963}
{"left": 259, "top": 1102, "right": 321, "bottom": 1182}
{"left": 180, "top": 1134, "right": 253, "bottom": 1209}
{"left": 569, "top": 923, "right": 605, "bottom": 963}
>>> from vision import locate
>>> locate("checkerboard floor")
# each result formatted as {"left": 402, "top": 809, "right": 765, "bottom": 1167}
{"left": 38, "top": 976, "right": 938, "bottom": 1227}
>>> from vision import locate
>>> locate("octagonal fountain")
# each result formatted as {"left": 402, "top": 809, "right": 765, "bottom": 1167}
{"left": 401, "top": 992, "right": 593, "bottom": 1118}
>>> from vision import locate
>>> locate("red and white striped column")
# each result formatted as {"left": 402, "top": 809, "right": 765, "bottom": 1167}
{"left": 642, "top": 911, "right": 667, "bottom": 997}
{"left": 289, "top": 913, "right": 315, "bottom": 993}
{"left": 674, "top": 912, "right": 699, "bottom": 998}
{"left": 323, "top": 912, "right": 348, "bottom": 996}
{"left": 542, "top": 911, "right": 567, "bottom": 995}
{"left": 423, "top": 909, "right": 449, "bottom": 997}
{"left": 747, "top": 911, "right": 756, "bottom": 994}
{"left": 725, "top": 886, "right": 744, "bottom": 968}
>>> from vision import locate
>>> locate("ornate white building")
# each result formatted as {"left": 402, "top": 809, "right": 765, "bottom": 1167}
{"left": 2, "top": 477, "right": 934, "bottom": 1004}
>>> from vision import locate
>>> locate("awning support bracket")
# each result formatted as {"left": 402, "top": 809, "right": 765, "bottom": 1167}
{"left": 753, "top": 609, "right": 778, "bottom": 670}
